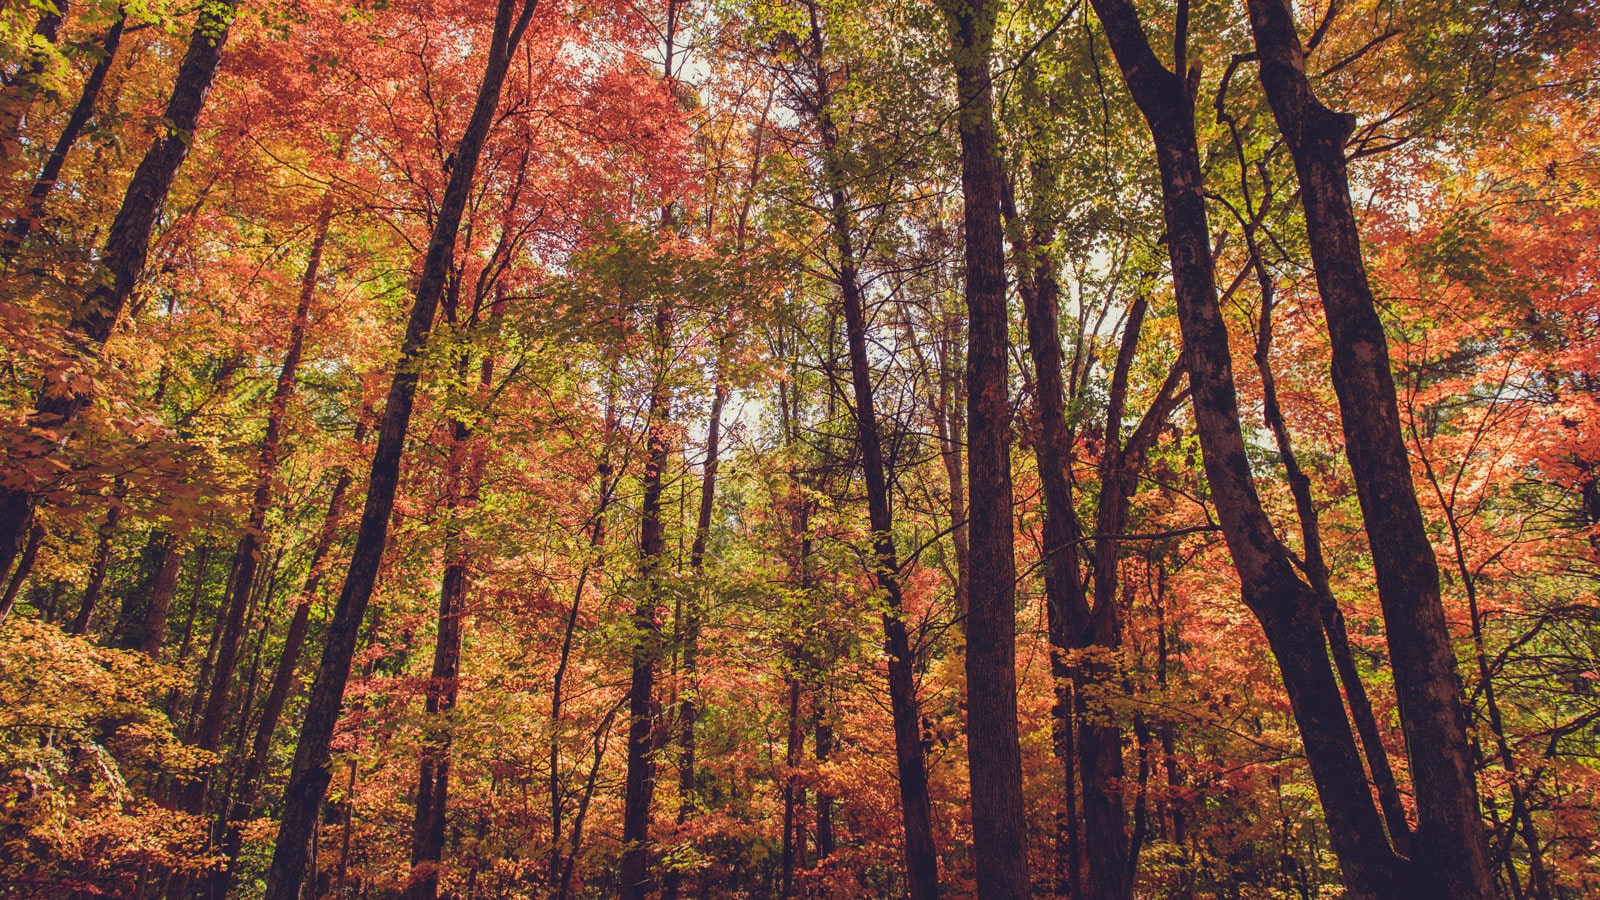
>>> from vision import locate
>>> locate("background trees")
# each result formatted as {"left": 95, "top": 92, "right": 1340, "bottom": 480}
{"left": 0, "top": 0, "right": 1597, "bottom": 898}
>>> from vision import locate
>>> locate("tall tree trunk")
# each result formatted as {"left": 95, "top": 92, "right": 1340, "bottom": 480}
{"left": 664, "top": 379, "right": 725, "bottom": 900}
{"left": 937, "top": 1, "right": 1030, "bottom": 895}
{"left": 406, "top": 297, "right": 495, "bottom": 900}
{"left": 1245, "top": 8, "right": 1492, "bottom": 897}
{"left": 0, "top": 0, "right": 239, "bottom": 590}
{"left": 622, "top": 343, "right": 671, "bottom": 900}
{"left": 3, "top": 6, "right": 127, "bottom": 260}
{"left": 794, "top": 9, "right": 942, "bottom": 894}
{"left": 261, "top": 3, "right": 540, "bottom": 895}
{"left": 1083, "top": 0, "right": 1403, "bottom": 894}
{"left": 780, "top": 675, "right": 804, "bottom": 898}
{"left": 1249, "top": 245, "right": 1412, "bottom": 856}
{"left": 209, "top": 425, "right": 359, "bottom": 900}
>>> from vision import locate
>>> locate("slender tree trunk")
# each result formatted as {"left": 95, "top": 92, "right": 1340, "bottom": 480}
{"left": 196, "top": 194, "right": 337, "bottom": 771}
{"left": 1245, "top": 8, "right": 1493, "bottom": 897}
{"left": 816, "top": 112, "right": 942, "bottom": 900}
{"left": 780, "top": 676, "right": 804, "bottom": 898}
{"left": 0, "top": 0, "right": 69, "bottom": 148}
{"left": 1250, "top": 251, "right": 1412, "bottom": 856}
{"left": 209, "top": 432, "right": 358, "bottom": 900}
{"left": 814, "top": 695, "right": 835, "bottom": 862}
{"left": 794, "top": 9, "right": 942, "bottom": 895}
{"left": 2, "top": 6, "right": 127, "bottom": 260}
{"left": 664, "top": 379, "right": 725, "bottom": 900}
{"left": 261, "top": 3, "right": 539, "bottom": 894}
{"left": 407, "top": 299, "right": 495, "bottom": 900}
{"left": 937, "top": 2, "right": 1030, "bottom": 895}
{"left": 0, "top": 522, "right": 43, "bottom": 625}
{"left": 1084, "top": 0, "right": 1403, "bottom": 894}
{"left": 69, "top": 497, "right": 121, "bottom": 635}
{"left": 622, "top": 348, "right": 670, "bottom": 900}
{"left": 0, "top": 0, "right": 240, "bottom": 578}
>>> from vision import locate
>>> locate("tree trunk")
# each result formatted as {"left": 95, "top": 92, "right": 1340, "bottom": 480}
{"left": 3, "top": 7, "right": 127, "bottom": 259}
{"left": 0, "top": 0, "right": 69, "bottom": 148}
{"left": 1245, "top": 7, "right": 1493, "bottom": 897}
{"left": 622, "top": 349, "right": 670, "bottom": 900}
{"left": 69, "top": 497, "right": 121, "bottom": 635}
{"left": 664, "top": 379, "right": 725, "bottom": 900}
{"left": 1084, "top": 0, "right": 1403, "bottom": 894}
{"left": 112, "top": 529, "right": 182, "bottom": 653}
{"left": 0, "top": 522, "right": 43, "bottom": 625}
{"left": 780, "top": 676, "right": 804, "bottom": 898}
{"left": 937, "top": 2, "right": 1030, "bottom": 895}
{"left": 814, "top": 696, "right": 835, "bottom": 862}
{"left": 260, "top": 3, "right": 539, "bottom": 895}
{"left": 0, "top": 0, "right": 239, "bottom": 597}
{"left": 209, "top": 433, "right": 358, "bottom": 900}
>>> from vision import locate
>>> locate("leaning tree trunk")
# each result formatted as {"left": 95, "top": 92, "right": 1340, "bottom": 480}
{"left": 1084, "top": 0, "right": 1404, "bottom": 894}
{"left": 936, "top": 1, "right": 1030, "bottom": 896}
{"left": 260, "top": 2, "right": 540, "bottom": 895}
{"left": 190, "top": 187, "right": 338, "bottom": 829}
{"left": 0, "top": 0, "right": 239, "bottom": 587}
{"left": 1245, "top": 6, "right": 1493, "bottom": 897}
{"left": 209, "top": 420, "right": 361, "bottom": 900}
{"left": 3, "top": 6, "right": 127, "bottom": 259}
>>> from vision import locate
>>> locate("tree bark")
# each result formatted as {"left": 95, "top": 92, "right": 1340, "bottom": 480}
{"left": 69, "top": 496, "right": 121, "bottom": 635}
{"left": 0, "top": 522, "right": 43, "bottom": 625}
{"left": 1245, "top": 7, "right": 1493, "bottom": 897}
{"left": 937, "top": 2, "right": 1030, "bottom": 895}
{"left": 1083, "top": 0, "right": 1403, "bottom": 894}
{"left": 3, "top": 6, "right": 127, "bottom": 260}
{"left": 260, "top": 2, "right": 539, "bottom": 895}
{"left": 621, "top": 354, "right": 670, "bottom": 900}
{"left": 111, "top": 529, "right": 182, "bottom": 654}
{"left": 0, "top": 0, "right": 238, "bottom": 590}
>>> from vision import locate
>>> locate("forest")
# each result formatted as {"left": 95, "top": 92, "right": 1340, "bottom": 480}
{"left": 0, "top": 0, "right": 1596, "bottom": 896}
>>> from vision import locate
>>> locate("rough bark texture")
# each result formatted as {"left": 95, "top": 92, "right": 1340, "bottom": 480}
{"left": 1245, "top": 5, "right": 1493, "bottom": 896}
{"left": 1085, "top": 0, "right": 1403, "bottom": 894}
{"left": 260, "top": 2, "right": 537, "bottom": 894}
{"left": 938, "top": 1, "right": 1030, "bottom": 896}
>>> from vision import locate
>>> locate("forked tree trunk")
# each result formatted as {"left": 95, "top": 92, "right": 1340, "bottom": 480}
{"left": 1084, "top": 0, "right": 1403, "bottom": 894}
{"left": 261, "top": 2, "right": 540, "bottom": 895}
{"left": 1245, "top": 7, "right": 1493, "bottom": 897}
